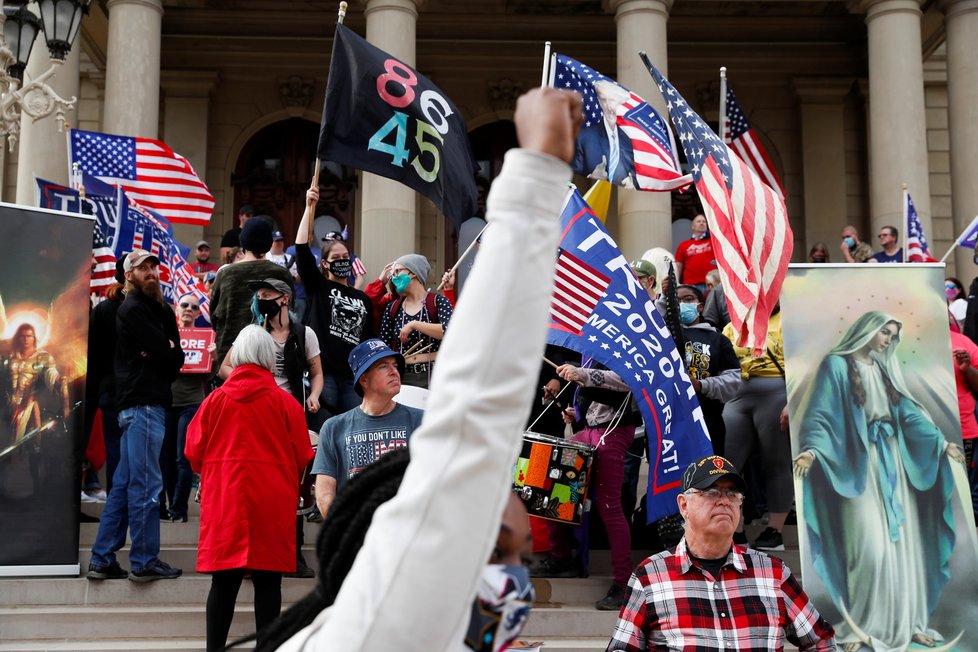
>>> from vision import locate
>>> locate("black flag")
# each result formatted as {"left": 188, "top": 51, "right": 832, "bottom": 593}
{"left": 319, "top": 24, "right": 479, "bottom": 230}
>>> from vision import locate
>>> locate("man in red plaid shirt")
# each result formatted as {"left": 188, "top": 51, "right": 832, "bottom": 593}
{"left": 607, "top": 456, "right": 836, "bottom": 651}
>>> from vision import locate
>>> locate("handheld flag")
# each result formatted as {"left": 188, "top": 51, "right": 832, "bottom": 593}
{"left": 68, "top": 129, "right": 214, "bottom": 226}
{"left": 905, "top": 191, "right": 937, "bottom": 262}
{"left": 319, "top": 24, "right": 478, "bottom": 230}
{"left": 954, "top": 215, "right": 978, "bottom": 251}
{"left": 723, "top": 85, "right": 786, "bottom": 199}
{"left": 552, "top": 54, "right": 691, "bottom": 192}
{"left": 546, "top": 187, "right": 712, "bottom": 522}
{"left": 36, "top": 177, "right": 209, "bottom": 319}
{"left": 644, "top": 56, "right": 792, "bottom": 356}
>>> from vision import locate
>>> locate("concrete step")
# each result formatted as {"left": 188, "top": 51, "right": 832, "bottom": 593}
{"left": 77, "top": 521, "right": 324, "bottom": 547}
{"left": 0, "top": 638, "right": 606, "bottom": 652}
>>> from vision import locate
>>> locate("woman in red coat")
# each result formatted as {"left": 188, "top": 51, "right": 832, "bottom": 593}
{"left": 185, "top": 325, "right": 313, "bottom": 651}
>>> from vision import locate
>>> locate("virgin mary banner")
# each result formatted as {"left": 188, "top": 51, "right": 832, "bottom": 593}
{"left": 780, "top": 263, "right": 978, "bottom": 652}
{"left": 0, "top": 203, "right": 93, "bottom": 576}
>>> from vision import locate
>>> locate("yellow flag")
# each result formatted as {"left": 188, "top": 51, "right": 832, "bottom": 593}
{"left": 583, "top": 180, "right": 612, "bottom": 224}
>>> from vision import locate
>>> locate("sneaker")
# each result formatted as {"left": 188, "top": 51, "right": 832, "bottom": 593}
{"left": 167, "top": 514, "right": 189, "bottom": 523}
{"left": 285, "top": 563, "right": 315, "bottom": 579}
{"left": 595, "top": 583, "right": 626, "bottom": 611}
{"left": 733, "top": 531, "right": 749, "bottom": 547}
{"left": 87, "top": 561, "right": 128, "bottom": 580}
{"left": 753, "top": 527, "right": 784, "bottom": 551}
{"left": 85, "top": 489, "right": 107, "bottom": 503}
{"left": 80, "top": 490, "right": 99, "bottom": 504}
{"left": 529, "top": 556, "right": 577, "bottom": 579}
{"left": 129, "top": 559, "right": 182, "bottom": 583}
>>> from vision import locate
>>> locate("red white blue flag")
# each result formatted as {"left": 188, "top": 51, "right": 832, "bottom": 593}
{"left": 724, "top": 86, "right": 786, "bottom": 199}
{"left": 905, "top": 191, "right": 937, "bottom": 263}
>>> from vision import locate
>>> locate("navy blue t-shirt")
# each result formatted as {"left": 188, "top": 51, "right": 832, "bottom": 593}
{"left": 870, "top": 247, "right": 903, "bottom": 263}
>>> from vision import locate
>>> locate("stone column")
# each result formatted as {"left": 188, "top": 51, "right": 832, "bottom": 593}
{"left": 103, "top": 0, "right": 162, "bottom": 138}
{"left": 161, "top": 70, "right": 219, "bottom": 247}
{"left": 793, "top": 79, "right": 853, "bottom": 254}
{"left": 358, "top": 0, "right": 420, "bottom": 278}
{"left": 849, "top": 0, "right": 931, "bottom": 243}
{"left": 14, "top": 37, "right": 81, "bottom": 203}
{"left": 941, "top": 0, "right": 978, "bottom": 276}
{"left": 608, "top": 0, "right": 673, "bottom": 260}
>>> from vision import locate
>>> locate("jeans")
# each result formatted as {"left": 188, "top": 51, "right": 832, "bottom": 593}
{"left": 161, "top": 404, "right": 199, "bottom": 519}
{"left": 312, "top": 372, "right": 360, "bottom": 430}
{"left": 90, "top": 405, "right": 165, "bottom": 571}
{"left": 99, "top": 394, "right": 122, "bottom": 492}
{"left": 549, "top": 423, "right": 636, "bottom": 586}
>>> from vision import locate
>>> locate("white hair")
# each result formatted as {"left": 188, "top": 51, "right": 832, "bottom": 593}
{"left": 230, "top": 325, "right": 276, "bottom": 372}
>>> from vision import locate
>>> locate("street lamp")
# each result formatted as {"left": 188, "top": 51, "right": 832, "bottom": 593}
{"left": 0, "top": 0, "right": 90, "bottom": 150}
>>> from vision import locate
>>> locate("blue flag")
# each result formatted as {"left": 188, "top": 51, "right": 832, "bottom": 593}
{"left": 546, "top": 188, "right": 712, "bottom": 522}
{"left": 36, "top": 177, "right": 208, "bottom": 321}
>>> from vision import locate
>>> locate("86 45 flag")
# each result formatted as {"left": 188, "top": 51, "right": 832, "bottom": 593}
{"left": 319, "top": 24, "right": 478, "bottom": 230}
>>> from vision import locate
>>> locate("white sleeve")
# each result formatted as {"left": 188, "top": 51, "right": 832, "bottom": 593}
{"left": 294, "top": 149, "right": 571, "bottom": 651}
{"left": 303, "top": 326, "right": 321, "bottom": 360}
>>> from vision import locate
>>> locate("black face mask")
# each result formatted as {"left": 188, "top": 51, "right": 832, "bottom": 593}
{"left": 329, "top": 259, "right": 353, "bottom": 278}
{"left": 256, "top": 297, "right": 281, "bottom": 319}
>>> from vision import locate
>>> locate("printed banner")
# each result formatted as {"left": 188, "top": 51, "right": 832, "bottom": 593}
{"left": 781, "top": 264, "right": 978, "bottom": 650}
{"left": 545, "top": 188, "right": 712, "bottom": 522}
{"left": 0, "top": 203, "right": 93, "bottom": 575}
{"left": 178, "top": 328, "right": 214, "bottom": 374}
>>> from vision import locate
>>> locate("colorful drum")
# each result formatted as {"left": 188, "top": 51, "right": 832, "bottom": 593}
{"left": 513, "top": 432, "right": 594, "bottom": 524}
{"left": 297, "top": 430, "right": 319, "bottom": 516}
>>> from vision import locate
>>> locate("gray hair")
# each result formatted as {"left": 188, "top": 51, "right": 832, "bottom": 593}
{"left": 230, "top": 325, "right": 276, "bottom": 372}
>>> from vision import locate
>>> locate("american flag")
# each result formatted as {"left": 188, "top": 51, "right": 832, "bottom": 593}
{"left": 69, "top": 129, "right": 215, "bottom": 226}
{"left": 550, "top": 248, "right": 611, "bottom": 335}
{"left": 352, "top": 256, "right": 367, "bottom": 278}
{"left": 645, "top": 59, "right": 792, "bottom": 356}
{"left": 553, "top": 54, "right": 690, "bottom": 192}
{"left": 905, "top": 191, "right": 936, "bottom": 262}
{"left": 90, "top": 221, "right": 117, "bottom": 295}
{"left": 724, "top": 86, "right": 786, "bottom": 199}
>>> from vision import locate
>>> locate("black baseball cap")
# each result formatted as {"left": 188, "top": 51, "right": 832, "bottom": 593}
{"left": 682, "top": 455, "right": 747, "bottom": 493}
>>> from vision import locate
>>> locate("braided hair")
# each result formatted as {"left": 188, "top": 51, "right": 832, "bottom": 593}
{"left": 225, "top": 449, "right": 411, "bottom": 651}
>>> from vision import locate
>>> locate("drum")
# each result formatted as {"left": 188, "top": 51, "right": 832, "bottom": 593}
{"left": 297, "top": 429, "right": 319, "bottom": 516}
{"left": 393, "top": 384, "right": 429, "bottom": 410}
{"left": 513, "top": 432, "right": 594, "bottom": 524}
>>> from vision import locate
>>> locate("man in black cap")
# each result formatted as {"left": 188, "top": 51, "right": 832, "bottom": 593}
{"left": 220, "top": 204, "right": 255, "bottom": 262}
{"left": 607, "top": 455, "right": 836, "bottom": 651}
{"left": 210, "top": 217, "right": 294, "bottom": 371}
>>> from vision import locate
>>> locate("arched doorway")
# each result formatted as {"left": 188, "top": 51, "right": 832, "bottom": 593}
{"left": 231, "top": 118, "right": 357, "bottom": 245}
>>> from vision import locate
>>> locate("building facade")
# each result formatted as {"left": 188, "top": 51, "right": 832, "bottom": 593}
{"left": 4, "top": 0, "right": 976, "bottom": 280}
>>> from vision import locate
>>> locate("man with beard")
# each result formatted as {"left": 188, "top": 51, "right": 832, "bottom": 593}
{"left": 88, "top": 250, "right": 185, "bottom": 582}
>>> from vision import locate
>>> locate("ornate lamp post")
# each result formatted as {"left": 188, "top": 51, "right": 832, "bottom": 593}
{"left": 0, "top": 0, "right": 89, "bottom": 150}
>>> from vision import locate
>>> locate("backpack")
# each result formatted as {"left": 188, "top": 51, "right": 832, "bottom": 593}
{"left": 386, "top": 292, "right": 441, "bottom": 325}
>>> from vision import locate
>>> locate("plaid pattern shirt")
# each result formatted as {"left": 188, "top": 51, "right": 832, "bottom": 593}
{"left": 607, "top": 538, "right": 836, "bottom": 651}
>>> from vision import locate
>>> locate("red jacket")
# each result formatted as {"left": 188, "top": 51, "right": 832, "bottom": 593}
{"left": 185, "top": 364, "right": 313, "bottom": 573}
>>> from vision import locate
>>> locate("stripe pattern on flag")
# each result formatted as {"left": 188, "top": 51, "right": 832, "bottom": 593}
{"left": 550, "top": 248, "right": 611, "bottom": 335}
{"left": 352, "top": 256, "right": 367, "bottom": 278}
{"left": 649, "top": 62, "right": 793, "bottom": 356}
{"left": 90, "top": 222, "right": 117, "bottom": 295}
{"left": 724, "top": 86, "right": 786, "bottom": 199}
{"left": 69, "top": 129, "right": 215, "bottom": 226}
{"left": 905, "top": 192, "right": 936, "bottom": 262}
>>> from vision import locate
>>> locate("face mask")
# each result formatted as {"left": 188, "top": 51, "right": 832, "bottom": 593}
{"left": 843, "top": 236, "right": 855, "bottom": 249}
{"left": 464, "top": 564, "right": 535, "bottom": 652}
{"left": 391, "top": 273, "right": 412, "bottom": 294}
{"left": 679, "top": 302, "right": 700, "bottom": 326}
{"left": 256, "top": 297, "right": 282, "bottom": 319}
{"left": 329, "top": 259, "right": 353, "bottom": 278}
{"left": 811, "top": 255, "right": 826, "bottom": 263}
{"left": 946, "top": 286, "right": 958, "bottom": 301}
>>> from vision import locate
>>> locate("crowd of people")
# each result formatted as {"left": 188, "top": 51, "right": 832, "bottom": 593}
{"left": 72, "top": 86, "right": 978, "bottom": 651}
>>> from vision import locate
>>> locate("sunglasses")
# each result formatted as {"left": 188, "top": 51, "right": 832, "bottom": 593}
{"left": 179, "top": 302, "right": 200, "bottom": 310}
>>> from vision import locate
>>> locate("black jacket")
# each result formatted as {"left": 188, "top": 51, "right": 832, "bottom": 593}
{"left": 114, "top": 291, "right": 184, "bottom": 410}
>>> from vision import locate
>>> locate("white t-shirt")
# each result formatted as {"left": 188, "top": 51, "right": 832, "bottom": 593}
{"left": 272, "top": 326, "right": 321, "bottom": 394}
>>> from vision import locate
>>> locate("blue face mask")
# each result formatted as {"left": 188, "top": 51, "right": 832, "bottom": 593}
{"left": 391, "top": 273, "right": 412, "bottom": 294}
{"left": 843, "top": 236, "right": 855, "bottom": 249}
{"left": 679, "top": 302, "right": 700, "bottom": 326}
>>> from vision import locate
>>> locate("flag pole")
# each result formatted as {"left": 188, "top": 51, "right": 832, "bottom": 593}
{"left": 540, "top": 41, "right": 552, "bottom": 87}
{"left": 434, "top": 221, "right": 489, "bottom": 292}
{"left": 719, "top": 67, "right": 728, "bottom": 142}
{"left": 310, "top": 2, "right": 348, "bottom": 195}
{"left": 940, "top": 213, "right": 978, "bottom": 263}
{"left": 902, "top": 183, "right": 909, "bottom": 264}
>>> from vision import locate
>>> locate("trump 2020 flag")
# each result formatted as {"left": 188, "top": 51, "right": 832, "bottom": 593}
{"left": 552, "top": 54, "right": 690, "bottom": 192}
{"left": 69, "top": 129, "right": 215, "bottom": 226}
{"left": 644, "top": 56, "right": 792, "bottom": 356}
{"left": 319, "top": 24, "right": 478, "bottom": 230}
{"left": 546, "top": 187, "right": 712, "bottom": 522}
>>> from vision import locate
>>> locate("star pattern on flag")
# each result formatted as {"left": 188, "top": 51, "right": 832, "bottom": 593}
{"left": 659, "top": 80, "right": 733, "bottom": 186}
{"left": 72, "top": 131, "right": 137, "bottom": 180}
{"left": 554, "top": 58, "right": 603, "bottom": 128}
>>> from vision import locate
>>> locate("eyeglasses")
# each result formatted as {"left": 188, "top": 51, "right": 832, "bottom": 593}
{"left": 685, "top": 488, "right": 744, "bottom": 503}
{"left": 179, "top": 302, "right": 200, "bottom": 310}
{"left": 877, "top": 233, "right": 891, "bottom": 239}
